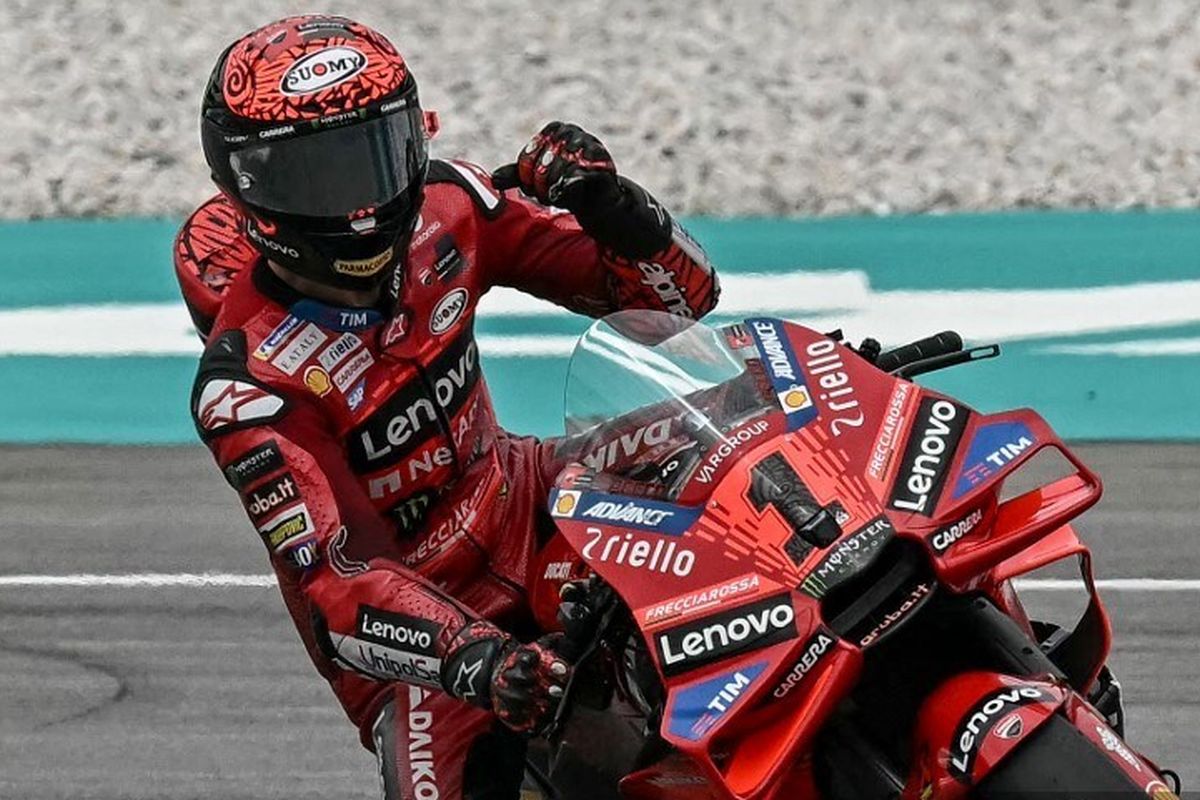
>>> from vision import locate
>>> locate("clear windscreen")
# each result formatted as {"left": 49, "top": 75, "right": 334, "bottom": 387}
{"left": 563, "top": 311, "right": 776, "bottom": 488}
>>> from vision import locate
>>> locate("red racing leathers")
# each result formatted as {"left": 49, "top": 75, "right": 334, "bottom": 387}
{"left": 175, "top": 159, "right": 718, "bottom": 778}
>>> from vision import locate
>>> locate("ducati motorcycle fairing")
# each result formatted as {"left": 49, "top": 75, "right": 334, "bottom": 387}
{"left": 527, "top": 311, "right": 1174, "bottom": 800}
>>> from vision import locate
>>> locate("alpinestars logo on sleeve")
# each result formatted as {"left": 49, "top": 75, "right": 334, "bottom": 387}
{"left": 196, "top": 379, "right": 285, "bottom": 434}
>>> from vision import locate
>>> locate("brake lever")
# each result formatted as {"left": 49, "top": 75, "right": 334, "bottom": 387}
{"left": 542, "top": 583, "right": 618, "bottom": 742}
{"left": 895, "top": 344, "right": 1001, "bottom": 379}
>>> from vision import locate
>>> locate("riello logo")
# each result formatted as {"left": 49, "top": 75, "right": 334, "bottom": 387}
{"left": 280, "top": 47, "right": 368, "bottom": 96}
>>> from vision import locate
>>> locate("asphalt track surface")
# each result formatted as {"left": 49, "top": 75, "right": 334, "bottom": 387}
{"left": 1, "top": 443, "right": 1197, "bottom": 799}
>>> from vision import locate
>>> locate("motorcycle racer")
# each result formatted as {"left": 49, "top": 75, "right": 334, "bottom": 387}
{"left": 174, "top": 14, "right": 718, "bottom": 800}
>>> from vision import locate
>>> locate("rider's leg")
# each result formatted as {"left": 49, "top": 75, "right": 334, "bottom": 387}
{"left": 370, "top": 683, "right": 527, "bottom": 800}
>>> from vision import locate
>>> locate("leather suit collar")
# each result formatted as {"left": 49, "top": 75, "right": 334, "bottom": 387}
{"left": 253, "top": 262, "right": 386, "bottom": 332}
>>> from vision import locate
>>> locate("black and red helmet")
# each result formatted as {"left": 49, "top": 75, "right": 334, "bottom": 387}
{"left": 201, "top": 15, "right": 430, "bottom": 292}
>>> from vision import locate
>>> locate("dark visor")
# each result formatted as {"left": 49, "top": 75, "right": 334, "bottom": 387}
{"left": 229, "top": 107, "right": 427, "bottom": 218}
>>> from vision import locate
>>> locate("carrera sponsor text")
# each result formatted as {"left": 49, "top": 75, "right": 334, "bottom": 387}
{"left": 333, "top": 348, "right": 374, "bottom": 392}
{"left": 774, "top": 628, "right": 836, "bottom": 699}
{"left": 928, "top": 508, "right": 985, "bottom": 554}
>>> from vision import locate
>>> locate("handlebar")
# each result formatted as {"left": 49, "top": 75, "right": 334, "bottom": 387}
{"left": 555, "top": 598, "right": 596, "bottom": 663}
{"left": 875, "top": 331, "right": 964, "bottom": 373}
{"left": 544, "top": 581, "right": 616, "bottom": 741}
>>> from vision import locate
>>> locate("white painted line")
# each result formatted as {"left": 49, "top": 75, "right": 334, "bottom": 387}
{"left": 1039, "top": 337, "right": 1200, "bottom": 357}
{"left": 1, "top": 573, "right": 1199, "bottom": 591}
{"left": 481, "top": 272, "right": 870, "bottom": 316}
{"left": 0, "top": 572, "right": 276, "bottom": 587}
{"left": 2, "top": 274, "right": 1200, "bottom": 357}
{"left": 475, "top": 334, "right": 578, "bottom": 358}
{"left": 1014, "top": 578, "right": 1200, "bottom": 592}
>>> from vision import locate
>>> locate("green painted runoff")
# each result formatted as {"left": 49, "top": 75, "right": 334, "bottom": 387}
{"left": 0, "top": 211, "right": 1197, "bottom": 443}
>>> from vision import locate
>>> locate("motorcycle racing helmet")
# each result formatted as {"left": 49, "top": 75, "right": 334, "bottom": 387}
{"left": 201, "top": 15, "right": 430, "bottom": 293}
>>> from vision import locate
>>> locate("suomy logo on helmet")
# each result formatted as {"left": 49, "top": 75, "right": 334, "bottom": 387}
{"left": 280, "top": 46, "right": 368, "bottom": 96}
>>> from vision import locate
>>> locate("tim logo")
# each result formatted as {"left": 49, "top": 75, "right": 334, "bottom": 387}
{"left": 281, "top": 47, "right": 367, "bottom": 96}
{"left": 666, "top": 662, "right": 767, "bottom": 741}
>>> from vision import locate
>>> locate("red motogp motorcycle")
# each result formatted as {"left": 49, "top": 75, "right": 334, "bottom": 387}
{"left": 523, "top": 311, "right": 1182, "bottom": 800}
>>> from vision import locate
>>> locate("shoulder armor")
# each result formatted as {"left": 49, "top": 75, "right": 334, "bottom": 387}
{"left": 191, "top": 329, "right": 289, "bottom": 441}
{"left": 175, "top": 195, "right": 259, "bottom": 340}
{"left": 426, "top": 159, "right": 506, "bottom": 220}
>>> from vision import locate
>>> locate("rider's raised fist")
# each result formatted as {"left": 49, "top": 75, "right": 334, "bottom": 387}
{"left": 492, "top": 122, "right": 618, "bottom": 211}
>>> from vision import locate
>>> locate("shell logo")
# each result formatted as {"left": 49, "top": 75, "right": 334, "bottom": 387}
{"left": 304, "top": 366, "right": 332, "bottom": 397}
{"left": 779, "top": 386, "right": 813, "bottom": 413}
{"left": 551, "top": 490, "right": 581, "bottom": 518}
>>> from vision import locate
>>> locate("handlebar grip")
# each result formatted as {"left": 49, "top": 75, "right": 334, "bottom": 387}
{"left": 875, "top": 331, "right": 963, "bottom": 373}
{"left": 555, "top": 599, "right": 594, "bottom": 663}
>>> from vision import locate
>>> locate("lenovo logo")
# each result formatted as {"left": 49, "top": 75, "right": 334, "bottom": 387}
{"left": 349, "top": 330, "right": 480, "bottom": 471}
{"left": 656, "top": 594, "right": 796, "bottom": 677}
{"left": 355, "top": 605, "right": 440, "bottom": 657}
{"left": 948, "top": 685, "right": 1052, "bottom": 781}
{"left": 889, "top": 398, "right": 967, "bottom": 514}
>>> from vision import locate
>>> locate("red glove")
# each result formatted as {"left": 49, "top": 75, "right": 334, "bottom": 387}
{"left": 492, "top": 121, "right": 618, "bottom": 210}
{"left": 442, "top": 622, "right": 572, "bottom": 735}
{"left": 494, "top": 122, "right": 683, "bottom": 263}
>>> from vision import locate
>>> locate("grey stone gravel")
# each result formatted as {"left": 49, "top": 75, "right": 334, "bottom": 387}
{"left": 4, "top": 0, "right": 1200, "bottom": 219}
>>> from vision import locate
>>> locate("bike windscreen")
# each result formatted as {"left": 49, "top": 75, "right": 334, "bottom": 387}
{"left": 563, "top": 312, "right": 776, "bottom": 487}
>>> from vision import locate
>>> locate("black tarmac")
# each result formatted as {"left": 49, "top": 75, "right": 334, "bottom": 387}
{"left": 1, "top": 444, "right": 1196, "bottom": 798}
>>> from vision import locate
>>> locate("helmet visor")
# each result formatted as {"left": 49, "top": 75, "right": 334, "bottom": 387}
{"left": 228, "top": 107, "right": 428, "bottom": 218}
